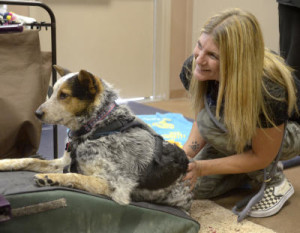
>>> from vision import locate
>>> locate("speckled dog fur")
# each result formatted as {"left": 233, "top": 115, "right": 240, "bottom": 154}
{"left": 0, "top": 66, "right": 192, "bottom": 212}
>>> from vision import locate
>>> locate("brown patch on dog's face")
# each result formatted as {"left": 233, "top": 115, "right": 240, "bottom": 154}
{"left": 57, "top": 71, "right": 103, "bottom": 116}
{"left": 35, "top": 69, "right": 104, "bottom": 130}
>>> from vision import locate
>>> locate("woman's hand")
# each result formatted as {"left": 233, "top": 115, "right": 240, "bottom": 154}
{"left": 183, "top": 161, "right": 202, "bottom": 190}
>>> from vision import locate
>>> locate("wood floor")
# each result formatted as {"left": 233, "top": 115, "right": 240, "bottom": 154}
{"left": 144, "top": 98, "right": 195, "bottom": 119}
{"left": 145, "top": 98, "right": 300, "bottom": 233}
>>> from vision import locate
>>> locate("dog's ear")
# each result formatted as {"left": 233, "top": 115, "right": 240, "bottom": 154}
{"left": 78, "top": 70, "right": 102, "bottom": 96}
{"left": 53, "top": 65, "right": 72, "bottom": 77}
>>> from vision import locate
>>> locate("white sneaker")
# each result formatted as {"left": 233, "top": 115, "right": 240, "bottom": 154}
{"left": 249, "top": 178, "right": 294, "bottom": 217}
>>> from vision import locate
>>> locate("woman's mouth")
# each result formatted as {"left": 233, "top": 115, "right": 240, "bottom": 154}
{"left": 200, "top": 68, "right": 210, "bottom": 72}
{"left": 196, "top": 65, "right": 210, "bottom": 73}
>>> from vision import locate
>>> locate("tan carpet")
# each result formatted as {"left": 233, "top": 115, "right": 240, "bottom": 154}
{"left": 191, "top": 200, "right": 276, "bottom": 233}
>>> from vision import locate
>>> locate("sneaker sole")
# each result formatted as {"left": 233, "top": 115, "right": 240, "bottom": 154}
{"left": 249, "top": 184, "right": 294, "bottom": 218}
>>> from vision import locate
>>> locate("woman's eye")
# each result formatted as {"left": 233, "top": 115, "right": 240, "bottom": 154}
{"left": 197, "top": 41, "right": 202, "bottom": 49}
{"left": 59, "top": 92, "right": 69, "bottom": 100}
{"left": 209, "top": 53, "right": 219, "bottom": 60}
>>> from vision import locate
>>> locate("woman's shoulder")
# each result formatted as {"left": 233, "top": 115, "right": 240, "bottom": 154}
{"left": 179, "top": 55, "right": 194, "bottom": 90}
{"left": 262, "top": 76, "right": 286, "bottom": 98}
{"left": 261, "top": 73, "right": 300, "bottom": 127}
{"left": 260, "top": 76, "right": 288, "bottom": 127}
{"left": 262, "top": 73, "right": 300, "bottom": 100}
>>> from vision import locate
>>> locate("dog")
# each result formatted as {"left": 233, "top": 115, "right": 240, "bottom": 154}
{"left": 0, "top": 65, "right": 193, "bottom": 212}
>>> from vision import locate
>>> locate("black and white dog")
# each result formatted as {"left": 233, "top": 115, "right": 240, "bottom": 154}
{"left": 0, "top": 66, "right": 192, "bottom": 211}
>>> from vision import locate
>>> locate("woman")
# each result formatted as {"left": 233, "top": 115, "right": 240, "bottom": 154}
{"left": 181, "top": 8, "right": 300, "bottom": 218}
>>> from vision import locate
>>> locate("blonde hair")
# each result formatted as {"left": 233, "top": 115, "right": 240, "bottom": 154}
{"left": 189, "top": 8, "right": 297, "bottom": 153}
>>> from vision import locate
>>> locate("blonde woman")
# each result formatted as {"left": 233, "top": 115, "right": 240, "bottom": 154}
{"left": 181, "top": 8, "right": 300, "bottom": 218}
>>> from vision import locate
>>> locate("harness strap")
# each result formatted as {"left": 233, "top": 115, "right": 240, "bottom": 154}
{"left": 204, "top": 95, "right": 227, "bottom": 133}
{"left": 64, "top": 116, "right": 163, "bottom": 173}
{"left": 88, "top": 116, "right": 134, "bottom": 139}
{"left": 232, "top": 124, "right": 286, "bottom": 222}
{"left": 68, "top": 102, "right": 117, "bottom": 138}
{"left": 88, "top": 116, "right": 164, "bottom": 140}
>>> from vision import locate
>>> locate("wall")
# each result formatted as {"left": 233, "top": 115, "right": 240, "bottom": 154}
{"left": 4, "top": 1, "right": 280, "bottom": 100}
{"left": 8, "top": 5, "right": 29, "bottom": 16}
{"left": 192, "top": 0, "right": 279, "bottom": 51}
{"left": 152, "top": 0, "right": 172, "bottom": 100}
{"left": 6, "top": 0, "right": 171, "bottom": 100}
{"left": 169, "top": 0, "right": 280, "bottom": 98}
{"left": 169, "top": 0, "right": 193, "bottom": 98}
{"left": 30, "top": 0, "right": 155, "bottom": 99}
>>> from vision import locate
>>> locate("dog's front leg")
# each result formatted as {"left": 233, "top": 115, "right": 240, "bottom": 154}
{"left": 0, "top": 152, "right": 71, "bottom": 173}
{"left": 34, "top": 173, "right": 111, "bottom": 196}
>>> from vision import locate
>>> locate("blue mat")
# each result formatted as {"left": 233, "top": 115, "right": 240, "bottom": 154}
{"left": 138, "top": 113, "right": 193, "bottom": 148}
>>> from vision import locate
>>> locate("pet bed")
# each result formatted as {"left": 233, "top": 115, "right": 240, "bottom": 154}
{"left": 0, "top": 103, "right": 200, "bottom": 232}
{"left": 0, "top": 171, "right": 200, "bottom": 233}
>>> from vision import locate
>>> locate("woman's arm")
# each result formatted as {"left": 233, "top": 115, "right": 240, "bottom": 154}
{"left": 184, "top": 123, "right": 285, "bottom": 188}
{"left": 183, "top": 120, "right": 207, "bottom": 159}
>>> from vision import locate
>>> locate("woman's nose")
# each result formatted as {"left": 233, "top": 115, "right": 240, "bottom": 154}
{"left": 195, "top": 52, "right": 206, "bottom": 65}
{"left": 193, "top": 45, "right": 206, "bottom": 65}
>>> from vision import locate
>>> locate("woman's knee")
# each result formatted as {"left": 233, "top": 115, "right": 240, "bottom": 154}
{"left": 192, "top": 174, "right": 247, "bottom": 199}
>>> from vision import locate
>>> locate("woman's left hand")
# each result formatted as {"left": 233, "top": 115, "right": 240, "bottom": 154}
{"left": 183, "top": 161, "right": 201, "bottom": 190}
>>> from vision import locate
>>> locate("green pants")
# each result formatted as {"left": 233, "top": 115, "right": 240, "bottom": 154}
{"left": 193, "top": 108, "right": 300, "bottom": 199}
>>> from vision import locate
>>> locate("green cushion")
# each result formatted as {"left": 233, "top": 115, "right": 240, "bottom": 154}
{"left": 0, "top": 172, "right": 200, "bottom": 233}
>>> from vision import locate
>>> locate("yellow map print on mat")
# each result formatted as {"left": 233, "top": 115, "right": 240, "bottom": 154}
{"left": 152, "top": 118, "right": 174, "bottom": 129}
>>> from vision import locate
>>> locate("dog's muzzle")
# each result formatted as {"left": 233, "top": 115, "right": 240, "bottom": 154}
{"left": 35, "top": 109, "right": 45, "bottom": 120}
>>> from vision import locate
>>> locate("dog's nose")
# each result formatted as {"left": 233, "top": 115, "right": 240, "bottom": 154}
{"left": 35, "top": 109, "right": 45, "bottom": 119}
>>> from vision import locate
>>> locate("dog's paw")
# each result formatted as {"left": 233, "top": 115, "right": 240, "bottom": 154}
{"left": 34, "top": 174, "right": 60, "bottom": 187}
{"left": 112, "top": 196, "right": 130, "bottom": 205}
{"left": 111, "top": 189, "right": 130, "bottom": 205}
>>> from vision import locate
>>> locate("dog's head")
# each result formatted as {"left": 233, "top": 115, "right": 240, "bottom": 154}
{"left": 35, "top": 65, "right": 117, "bottom": 130}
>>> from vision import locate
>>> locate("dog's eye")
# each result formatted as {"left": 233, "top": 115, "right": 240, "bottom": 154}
{"left": 59, "top": 92, "right": 69, "bottom": 100}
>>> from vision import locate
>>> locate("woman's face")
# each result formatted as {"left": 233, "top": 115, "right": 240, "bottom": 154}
{"left": 193, "top": 33, "right": 220, "bottom": 82}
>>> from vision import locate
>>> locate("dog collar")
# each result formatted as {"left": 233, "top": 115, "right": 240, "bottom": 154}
{"left": 68, "top": 102, "right": 117, "bottom": 138}
{"left": 65, "top": 142, "right": 72, "bottom": 152}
